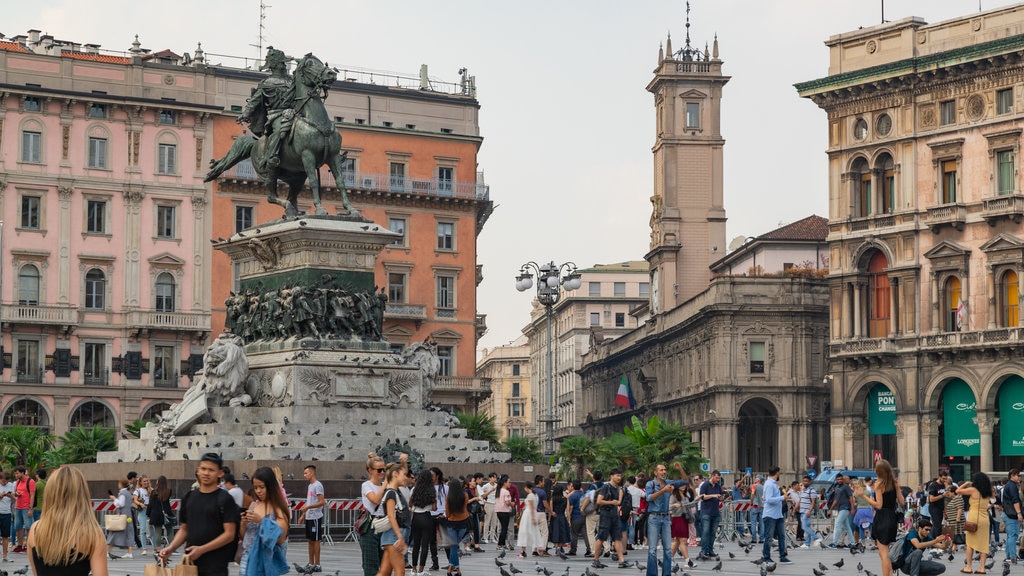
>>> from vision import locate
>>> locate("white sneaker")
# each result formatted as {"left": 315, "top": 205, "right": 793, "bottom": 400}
{"left": 798, "top": 544, "right": 809, "bottom": 550}
{"left": 123, "top": 553, "right": 134, "bottom": 559}
{"left": 141, "top": 550, "right": 148, "bottom": 556}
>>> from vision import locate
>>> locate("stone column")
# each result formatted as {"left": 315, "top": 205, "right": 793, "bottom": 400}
{"left": 853, "top": 283, "right": 862, "bottom": 338}
{"left": 890, "top": 278, "right": 899, "bottom": 336}
{"left": 931, "top": 271, "right": 940, "bottom": 332}
{"left": 778, "top": 419, "right": 795, "bottom": 475}
{"left": 986, "top": 265, "right": 997, "bottom": 330}
{"left": 920, "top": 416, "right": 941, "bottom": 481}
{"left": 57, "top": 183, "right": 73, "bottom": 304}
{"left": 191, "top": 192, "right": 208, "bottom": 310}
{"left": 975, "top": 412, "right": 997, "bottom": 474}
{"left": 122, "top": 184, "right": 144, "bottom": 308}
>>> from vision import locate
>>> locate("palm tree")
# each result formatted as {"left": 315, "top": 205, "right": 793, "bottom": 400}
{"left": 455, "top": 411, "right": 500, "bottom": 447}
{"left": 503, "top": 435, "right": 542, "bottom": 463}
{"left": 56, "top": 426, "right": 116, "bottom": 464}
{"left": 554, "top": 435, "right": 597, "bottom": 480}
{"left": 0, "top": 425, "right": 54, "bottom": 470}
{"left": 125, "top": 418, "right": 152, "bottom": 438}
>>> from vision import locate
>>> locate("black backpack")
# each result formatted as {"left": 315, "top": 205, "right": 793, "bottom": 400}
{"left": 620, "top": 488, "right": 632, "bottom": 521}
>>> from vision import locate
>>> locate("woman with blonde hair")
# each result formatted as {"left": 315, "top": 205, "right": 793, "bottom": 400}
{"left": 360, "top": 453, "right": 388, "bottom": 576}
{"left": 105, "top": 478, "right": 134, "bottom": 559}
{"left": 853, "top": 460, "right": 903, "bottom": 576}
{"left": 27, "top": 466, "right": 108, "bottom": 576}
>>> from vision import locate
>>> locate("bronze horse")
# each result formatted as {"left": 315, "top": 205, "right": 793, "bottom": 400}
{"left": 205, "top": 53, "right": 356, "bottom": 218}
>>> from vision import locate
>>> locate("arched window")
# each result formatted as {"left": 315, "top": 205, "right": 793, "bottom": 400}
{"left": 18, "top": 265, "right": 40, "bottom": 305}
{"left": 852, "top": 158, "right": 871, "bottom": 217}
{"left": 945, "top": 276, "right": 963, "bottom": 332}
{"left": 867, "top": 251, "right": 890, "bottom": 338}
{"left": 69, "top": 401, "right": 115, "bottom": 429}
{"left": 155, "top": 272, "right": 175, "bottom": 312}
{"left": 875, "top": 154, "right": 895, "bottom": 214}
{"left": 1001, "top": 270, "right": 1019, "bottom": 328}
{"left": 2, "top": 398, "right": 50, "bottom": 432}
{"left": 141, "top": 402, "right": 172, "bottom": 422}
{"left": 85, "top": 269, "right": 105, "bottom": 310}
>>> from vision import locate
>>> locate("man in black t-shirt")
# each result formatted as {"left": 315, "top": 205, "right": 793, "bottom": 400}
{"left": 159, "top": 453, "right": 241, "bottom": 576}
{"left": 926, "top": 471, "right": 948, "bottom": 526}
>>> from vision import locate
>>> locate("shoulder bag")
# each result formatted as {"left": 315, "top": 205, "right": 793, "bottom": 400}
{"left": 105, "top": 513, "right": 128, "bottom": 531}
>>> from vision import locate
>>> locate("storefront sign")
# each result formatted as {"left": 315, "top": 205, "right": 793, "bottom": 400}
{"left": 944, "top": 379, "right": 980, "bottom": 456}
{"left": 999, "top": 375, "right": 1024, "bottom": 455}
{"left": 868, "top": 383, "right": 897, "bottom": 435}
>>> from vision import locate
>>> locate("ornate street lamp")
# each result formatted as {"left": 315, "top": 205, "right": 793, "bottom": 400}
{"left": 515, "top": 261, "right": 582, "bottom": 456}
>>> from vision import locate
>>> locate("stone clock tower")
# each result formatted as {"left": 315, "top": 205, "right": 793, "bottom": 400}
{"left": 645, "top": 12, "right": 728, "bottom": 314}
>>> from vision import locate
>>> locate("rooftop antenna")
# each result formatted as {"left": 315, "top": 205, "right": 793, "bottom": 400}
{"left": 250, "top": 0, "right": 270, "bottom": 66}
{"left": 684, "top": 1, "right": 692, "bottom": 51}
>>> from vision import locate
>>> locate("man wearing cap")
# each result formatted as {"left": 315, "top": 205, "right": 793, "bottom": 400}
{"left": 159, "top": 453, "right": 241, "bottom": 576}
{"left": 644, "top": 461, "right": 689, "bottom": 576}
{"left": 239, "top": 46, "right": 294, "bottom": 169}
{"left": 749, "top": 475, "right": 764, "bottom": 543}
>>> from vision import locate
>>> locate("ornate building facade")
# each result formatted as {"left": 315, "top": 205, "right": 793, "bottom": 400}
{"left": 797, "top": 5, "right": 1024, "bottom": 486}
{"left": 578, "top": 21, "right": 831, "bottom": 477}
{"left": 520, "top": 262, "right": 649, "bottom": 444}
{"left": 477, "top": 336, "right": 531, "bottom": 441}
{"left": 0, "top": 32, "right": 216, "bottom": 435}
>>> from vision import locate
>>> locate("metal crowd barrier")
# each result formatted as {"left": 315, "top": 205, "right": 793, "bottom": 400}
{"left": 92, "top": 498, "right": 361, "bottom": 545}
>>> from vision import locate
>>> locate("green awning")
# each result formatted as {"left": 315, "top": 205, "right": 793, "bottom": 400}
{"left": 999, "top": 375, "right": 1024, "bottom": 455}
{"left": 867, "top": 383, "right": 897, "bottom": 435}
{"left": 944, "top": 379, "right": 980, "bottom": 456}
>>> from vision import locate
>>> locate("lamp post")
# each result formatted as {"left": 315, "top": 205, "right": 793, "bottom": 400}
{"left": 515, "top": 261, "right": 582, "bottom": 456}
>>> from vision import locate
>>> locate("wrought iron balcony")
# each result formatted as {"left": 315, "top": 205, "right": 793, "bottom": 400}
{"left": 217, "top": 161, "right": 490, "bottom": 201}
{"left": 830, "top": 328, "right": 1022, "bottom": 364}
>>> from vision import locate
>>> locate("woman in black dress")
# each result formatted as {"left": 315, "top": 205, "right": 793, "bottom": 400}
{"left": 854, "top": 459, "right": 904, "bottom": 576}
{"left": 548, "top": 485, "right": 571, "bottom": 551}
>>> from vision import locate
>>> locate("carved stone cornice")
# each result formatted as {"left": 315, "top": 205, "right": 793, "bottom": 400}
{"left": 57, "top": 185, "right": 74, "bottom": 201}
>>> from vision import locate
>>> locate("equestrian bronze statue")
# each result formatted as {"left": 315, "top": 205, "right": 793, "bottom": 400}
{"left": 205, "top": 47, "right": 357, "bottom": 218}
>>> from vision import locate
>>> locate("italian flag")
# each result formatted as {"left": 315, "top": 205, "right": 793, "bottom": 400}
{"left": 615, "top": 375, "right": 635, "bottom": 409}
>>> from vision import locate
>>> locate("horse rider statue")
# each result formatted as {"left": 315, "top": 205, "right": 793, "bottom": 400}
{"left": 239, "top": 46, "right": 294, "bottom": 169}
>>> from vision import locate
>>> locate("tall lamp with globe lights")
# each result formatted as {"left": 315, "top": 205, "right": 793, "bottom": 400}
{"left": 514, "top": 261, "right": 582, "bottom": 456}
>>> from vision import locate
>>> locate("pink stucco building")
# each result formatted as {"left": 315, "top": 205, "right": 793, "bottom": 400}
{"left": 0, "top": 32, "right": 216, "bottom": 435}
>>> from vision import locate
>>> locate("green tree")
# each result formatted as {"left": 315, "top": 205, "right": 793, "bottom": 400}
{"left": 456, "top": 411, "right": 500, "bottom": 447}
{"left": 125, "top": 418, "right": 152, "bottom": 438}
{"left": 554, "top": 435, "right": 598, "bottom": 480}
{"left": 55, "top": 426, "right": 116, "bottom": 464}
{"left": 503, "top": 435, "right": 542, "bottom": 463}
{"left": 590, "top": 416, "right": 704, "bottom": 477}
{"left": 0, "top": 425, "right": 54, "bottom": 470}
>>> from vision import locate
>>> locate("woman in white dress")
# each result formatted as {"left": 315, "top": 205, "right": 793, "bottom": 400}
{"left": 516, "top": 482, "right": 544, "bottom": 558}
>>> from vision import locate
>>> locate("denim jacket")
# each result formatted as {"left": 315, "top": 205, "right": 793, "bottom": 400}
{"left": 245, "top": 517, "right": 289, "bottom": 576}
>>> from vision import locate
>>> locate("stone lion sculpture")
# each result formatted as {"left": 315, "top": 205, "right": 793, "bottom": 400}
{"left": 156, "top": 332, "right": 251, "bottom": 446}
{"left": 200, "top": 332, "right": 252, "bottom": 407}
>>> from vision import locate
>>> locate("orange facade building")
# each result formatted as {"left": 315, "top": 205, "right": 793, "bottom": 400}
{"left": 208, "top": 67, "right": 492, "bottom": 410}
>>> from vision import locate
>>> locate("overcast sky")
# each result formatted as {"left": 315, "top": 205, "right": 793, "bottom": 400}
{"left": 7, "top": 0, "right": 1019, "bottom": 355}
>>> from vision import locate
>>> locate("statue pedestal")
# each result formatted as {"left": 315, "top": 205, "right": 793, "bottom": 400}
{"left": 96, "top": 215, "right": 510, "bottom": 465}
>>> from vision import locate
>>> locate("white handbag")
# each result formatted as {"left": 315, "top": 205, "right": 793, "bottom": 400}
{"left": 372, "top": 515, "right": 392, "bottom": 534}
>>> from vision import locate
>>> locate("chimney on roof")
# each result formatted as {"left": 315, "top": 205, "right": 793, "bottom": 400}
{"left": 85, "top": 43, "right": 100, "bottom": 55}
{"left": 27, "top": 29, "right": 40, "bottom": 44}
{"left": 129, "top": 34, "right": 143, "bottom": 54}
{"left": 194, "top": 42, "right": 204, "bottom": 65}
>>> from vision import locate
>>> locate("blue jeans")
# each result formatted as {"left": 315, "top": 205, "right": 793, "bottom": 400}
{"left": 801, "top": 512, "right": 817, "bottom": 546}
{"left": 13, "top": 509, "right": 32, "bottom": 537}
{"left": 748, "top": 508, "right": 763, "bottom": 541}
{"left": 700, "top": 514, "right": 720, "bottom": 558}
{"left": 761, "top": 516, "right": 787, "bottom": 562}
{"left": 831, "top": 509, "right": 853, "bottom": 546}
{"left": 1004, "top": 513, "right": 1019, "bottom": 562}
{"left": 446, "top": 524, "right": 468, "bottom": 568}
{"left": 645, "top": 514, "right": 672, "bottom": 576}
